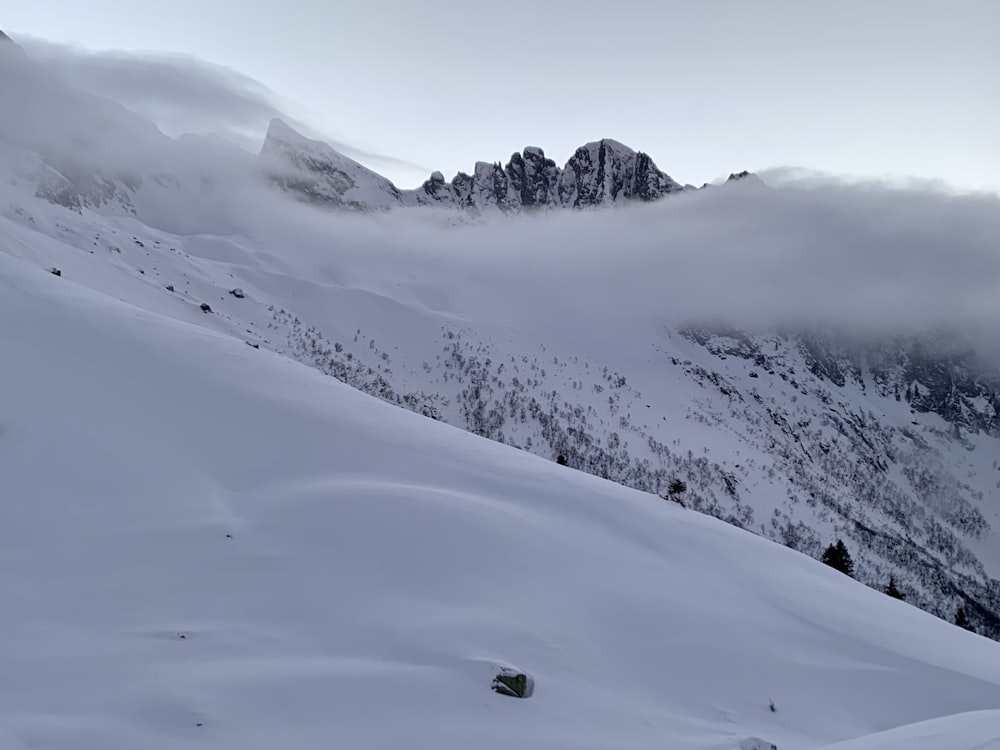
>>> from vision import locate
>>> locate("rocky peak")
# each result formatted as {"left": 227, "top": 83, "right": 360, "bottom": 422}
{"left": 558, "top": 139, "right": 682, "bottom": 207}
{"left": 409, "top": 139, "right": 682, "bottom": 213}
{"left": 505, "top": 147, "right": 560, "bottom": 209}
{"left": 724, "top": 170, "right": 768, "bottom": 189}
{"left": 259, "top": 119, "right": 401, "bottom": 211}
{"left": 260, "top": 122, "right": 689, "bottom": 213}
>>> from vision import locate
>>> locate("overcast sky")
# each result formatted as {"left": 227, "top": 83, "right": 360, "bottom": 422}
{"left": 5, "top": 0, "right": 998, "bottom": 191}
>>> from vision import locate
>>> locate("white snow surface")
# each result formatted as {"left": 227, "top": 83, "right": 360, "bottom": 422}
{"left": 3, "top": 39, "right": 1000, "bottom": 747}
{"left": 2, "top": 235, "right": 1000, "bottom": 749}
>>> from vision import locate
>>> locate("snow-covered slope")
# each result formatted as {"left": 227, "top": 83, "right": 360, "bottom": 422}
{"left": 3, "top": 246, "right": 1000, "bottom": 750}
{"left": 4, "top": 32, "right": 1000, "bottom": 747}
{"left": 260, "top": 118, "right": 403, "bottom": 211}
{"left": 3, "top": 89, "right": 999, "bottom": 633}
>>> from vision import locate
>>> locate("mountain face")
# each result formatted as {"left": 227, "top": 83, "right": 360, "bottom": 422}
{"left": 5, "top": 251, "right": 1000, "bottom": 750}
{"left": 259, "top": 119, "right": 403, "bottom": 211}
{"left": 558, "top": 139, "right": 682, "bottom": 206}
{"left": 3, "top": 44, "right": 999, "bottom": 642}
{"left": 0, "top": 41, "right": 713, "bottom": 219}
{"left": 0, "top": 36, "right": 167, "bottom": 216}
{"left": 260, "top": 119, "right": 684, "bottom": 212}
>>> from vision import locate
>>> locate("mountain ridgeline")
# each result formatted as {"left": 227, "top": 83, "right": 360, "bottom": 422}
{"left": 0, "top": 32, "right": 720, "bottom": 217}
{"left": 260, "top": 118, "right": 689, "bottom": 212}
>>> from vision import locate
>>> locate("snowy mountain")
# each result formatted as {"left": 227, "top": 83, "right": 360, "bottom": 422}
{"left": 3, "top": 31, "right": 1000, "bottom": 747}
{"left": 261, "top": 118, "right": 684, "bottom": 212}
{"left": 4, "top": 247, "right": 1000, "bottom": 749}
{"left": 1, "top": 31, "right": 685, "bottom": 218}
{"left": 260, "top": 118, "right": 404, "bottom": 211}
{"left": 0, "top": 37, "right": 155, "bottom": 216}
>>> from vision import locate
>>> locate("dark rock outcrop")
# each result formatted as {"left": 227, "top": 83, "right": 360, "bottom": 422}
{"left": 491, "top": 667, "right": 534, "bottom": 698}
{"left": 261, "top": 121, "right": 684, "bottom": 213}
{"left": 559, "top": 139, "right": 682, "bottom": 207}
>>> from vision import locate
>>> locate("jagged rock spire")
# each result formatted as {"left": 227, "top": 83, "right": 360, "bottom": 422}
{"left": 261, "top": 120, "right": 686, "bottom": 213}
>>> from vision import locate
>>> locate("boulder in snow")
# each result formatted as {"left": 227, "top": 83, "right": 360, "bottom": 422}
{"left": 491, "top": 667, "right": 534, "bottom": 698}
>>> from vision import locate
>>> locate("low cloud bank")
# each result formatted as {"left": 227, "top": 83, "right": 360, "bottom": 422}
{"left": 3, "top": 36, "right": 997, "bottom": 365}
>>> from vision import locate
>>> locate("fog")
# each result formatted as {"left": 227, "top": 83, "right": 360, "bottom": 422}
{"left": 287, "top": 185, "right": 1000, "bottom": 363}
{"left": 3, "top": 33, "right": 998, "bottom": 365}
{"left": 13, "top": 36, "right": 422, "bottom": 174}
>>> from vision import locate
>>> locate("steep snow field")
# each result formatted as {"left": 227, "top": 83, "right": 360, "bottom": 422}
{"left": 3, "top": 173, "right": 998, "bottom": 626}
{"left": 2, "top": 239, "right": 1000, "bottom": 749}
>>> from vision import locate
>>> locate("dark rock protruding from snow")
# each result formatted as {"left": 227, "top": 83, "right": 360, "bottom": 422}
{"left": 260, "top": 121, "right": 684, "bottom": 213}
{"left": 412, "top": 140, "right": 682, "bottom": 212}
{"left": 491, "top": 667, "right": 534, "bottom": 698}
{"left": 414, "top": 170, "right": 455, "bottom": 206}
{"left": 558, "top": 139, "right": 682, "bottom": 207}
{"left": 229, "top": 288, "right": 245, "bottom": 299}
{"left": 505, "top": 147, "right": 561, "bottom": 209}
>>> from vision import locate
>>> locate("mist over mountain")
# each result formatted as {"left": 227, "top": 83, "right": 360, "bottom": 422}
{"left": 2, "top": 30, "right": 1000, "bottom": 748}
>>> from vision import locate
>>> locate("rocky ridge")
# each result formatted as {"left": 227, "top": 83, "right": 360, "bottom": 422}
{"left": 262, "top": 119, "right": 688, "bottom": 213}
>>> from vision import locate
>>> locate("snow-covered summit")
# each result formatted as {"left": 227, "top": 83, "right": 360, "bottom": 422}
{"left": 259, "top": 118, "right": 402, "bottom": 211}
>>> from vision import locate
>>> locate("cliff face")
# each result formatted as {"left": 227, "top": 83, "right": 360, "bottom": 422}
{"left": 261, "top": 120, "right": 683, "bottom": 213}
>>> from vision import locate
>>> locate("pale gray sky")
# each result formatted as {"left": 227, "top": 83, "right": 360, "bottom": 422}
{"left": 5, "top": 0, "right": 998, "bottom": 191}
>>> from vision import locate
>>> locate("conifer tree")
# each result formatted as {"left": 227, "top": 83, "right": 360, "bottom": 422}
{"left": 820, "top": 539, "right": 855, "bottom": 578}
{"left": 954, "top": 606, "right": 974, "bottom": 632}
{"left": 885, "top": 575, "right": 904, "bottom": 600}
